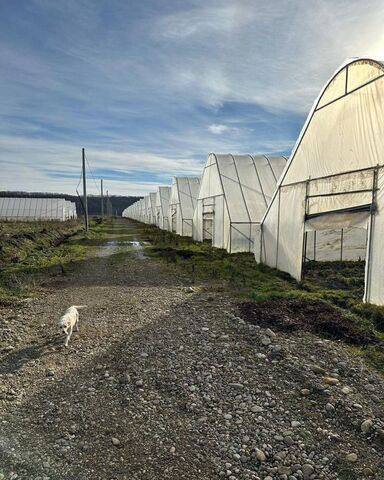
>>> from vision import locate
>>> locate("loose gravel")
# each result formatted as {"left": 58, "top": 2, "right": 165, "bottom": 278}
{"left": 0, "top": 219, "right": 383, "bottom": 480}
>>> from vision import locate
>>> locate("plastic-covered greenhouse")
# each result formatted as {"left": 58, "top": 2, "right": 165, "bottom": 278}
{"left": 0, "top": 197, "right": 77, "bottom": 221}
{"left": 193, "top": 154, "right": 286, "bottom": 253}
{"left": 155, "top": 187, "right": 171, "bottom": 230}
{"left": 256, "top": 58, "right": 384, "bottom": 305}
{"left": 146, "top": 193, "right": 157, "bottom": 225}
{"left": 169, "top": 177, "right": 201, "bottom": 237}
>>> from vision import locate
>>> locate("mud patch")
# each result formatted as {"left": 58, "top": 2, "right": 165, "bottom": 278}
{"left": 239, "top": 298, "right": 378, "bottom": 346}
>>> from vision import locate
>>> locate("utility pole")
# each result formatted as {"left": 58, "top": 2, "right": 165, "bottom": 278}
{"left": 82, "top": 147, "right": 89, "bottom": 231}
{"left": 101, "top": 179, "right": 104, "bottom": 218}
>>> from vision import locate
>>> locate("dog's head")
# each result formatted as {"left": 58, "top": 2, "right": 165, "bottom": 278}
{"left": 60, "top": 323, "right": 69, "bottom": 335}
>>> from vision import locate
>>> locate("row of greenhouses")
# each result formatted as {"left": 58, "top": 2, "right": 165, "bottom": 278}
{"left": 123, "top": 58, "right": 384, "bottom": 305}
{"left": 0, "top": 197, "right": 77, "bottom": 221}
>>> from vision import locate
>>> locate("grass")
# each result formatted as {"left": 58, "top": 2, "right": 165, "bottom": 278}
{"left": 143, "top": 224, "right": 384, "bottom": 374}
{"left": 0, "top": 219, "right": 88, "bottom": 304}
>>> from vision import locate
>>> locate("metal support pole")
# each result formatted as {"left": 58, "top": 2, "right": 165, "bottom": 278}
{"left": 82, "top": 148, "right": 89, "bottom": 232}
{"left": 340, "top": 228, "right": 344, "bottom": 261}
{"left": 364, "top": 166, "right": 379, "bottom": 302}
{"left": 101, "top": 179, "right": 104, "bottom": 218}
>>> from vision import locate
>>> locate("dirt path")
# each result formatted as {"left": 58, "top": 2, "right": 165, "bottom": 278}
{"left": 0, "top": 219, "right": 383, "bottom": 480}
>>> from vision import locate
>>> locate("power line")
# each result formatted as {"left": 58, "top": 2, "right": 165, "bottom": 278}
{"left": 85, "top": 153, "right": 101, "bottom": 195}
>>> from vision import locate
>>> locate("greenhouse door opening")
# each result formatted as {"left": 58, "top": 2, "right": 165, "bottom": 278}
{"left": 202, "top": 201, "right": 214, "bottom": 242}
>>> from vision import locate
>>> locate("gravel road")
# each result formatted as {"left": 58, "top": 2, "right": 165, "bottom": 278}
{"left": 0, "top": 219, "right": 383, "bottom": 480}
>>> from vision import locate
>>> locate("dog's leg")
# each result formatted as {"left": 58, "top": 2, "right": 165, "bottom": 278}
{"left": 75, "top": 312, "right": 79, "bottom": 332}
{"left": 65, "top": 325, "right": 73, "bottom": 347}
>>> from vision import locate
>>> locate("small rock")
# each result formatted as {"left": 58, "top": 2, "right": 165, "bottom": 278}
{"left": 250, "top": 405, "right": 263, "bottom": 413}
{"left": 300, "top": 389, "right": 311, "bottom": 396}
{"left": 361, "top": 419, "right": 373, "bottom": 434}
{"left": 325, "top": 403, "right": 335, "bottom": 414}
{"left": 119, "top": 373, "right": 131, "bottom": 384}
{"left": 291, "top": 421, "right": 301, "bottom": 428}
{"left": 261, "top": 336, "right": 271, "bottom": 346}
{"left": 363, "top": 467, "right": 374, "bottom": 477}
{"left": 170, "top": 446, "right": 176, "bottom": 454}
{"left": 135, "top": 379, "right": 143, "bottom": 387}
{"left": 322, "top": 376, "right": 339, "bottom": 385}
{"left": 265, "top": 328, "right": 276, "bottom": 338}
{"left": 312, "top": 365, "right": 326, "bottom": 374}
{"left": 341, "top": 386, "right": 352, "bottom": 394}
{"left": 111, "top": 437, "right": 121, "bottom": 446}
{"left": 255, "top": 448, "right": 266, "bottom": 462}
{"left": 229, "top": 383, "right": 244, "bottom": 389}
{"left": 302, "top": 464, "right": 314, "bottom": 479}
{"left": 345, "top": 452, "right": 358, "bottom": 463}
{"left": 284, "top": 436, "right": 294, "bottom": 446}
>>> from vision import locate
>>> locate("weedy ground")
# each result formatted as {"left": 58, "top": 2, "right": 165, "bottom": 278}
{"left": 143, "top": 224, "right": 384, "bottom": 374}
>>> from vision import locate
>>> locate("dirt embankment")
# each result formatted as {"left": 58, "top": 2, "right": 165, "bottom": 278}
{"left": 0, "top": 221, "right": 82, "bottom": 270}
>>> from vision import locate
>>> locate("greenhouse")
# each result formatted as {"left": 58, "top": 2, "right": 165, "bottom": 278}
{"left": 155, "top": 186, "right": 171, "bottom": 230}
{"left": 193, "top": 154, "right": 286, "bottom": 253}
{"left": 0, "top": 197, "right": 77, "bottom": 221}
{"left": 138, "top": 198, "right": 146, "bottom": 222}
{"left": 256, "top": 58, "right": 384, "bottom": 305}
{"left": 169, "top": 176, "right": 201, "bottom": 236}
{"left": 143, "top": 196, "right": 150, "bottom": 224}
{"left": 122, "top": 200, "right": 142, "bottom": 221}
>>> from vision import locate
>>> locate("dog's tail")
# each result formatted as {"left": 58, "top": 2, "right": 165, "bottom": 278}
{"left": 72, "top": 305, "right": 88, "bottom": 309}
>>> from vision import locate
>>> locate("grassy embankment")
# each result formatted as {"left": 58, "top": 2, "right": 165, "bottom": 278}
{"left": 0, "top": 219, "right": 100, "bottom": 304}
{"left": 143, "top": 223, "right": 384, "bottom": 373}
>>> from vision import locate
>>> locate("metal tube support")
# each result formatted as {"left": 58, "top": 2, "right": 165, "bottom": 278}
{"left": 82, "top": 148, "right": 89, "bottom": 232}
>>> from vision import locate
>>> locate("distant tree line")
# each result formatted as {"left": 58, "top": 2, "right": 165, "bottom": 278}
{"left": 0, "top": 191, "right": 142, "bottom": 216}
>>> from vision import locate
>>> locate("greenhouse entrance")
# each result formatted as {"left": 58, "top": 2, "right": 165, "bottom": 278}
{"left": 202, "top": 201, "right": 213, "bottom": 242}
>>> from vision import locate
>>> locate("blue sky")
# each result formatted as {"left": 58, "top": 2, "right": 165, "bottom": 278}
{"left": 0, "top": 0, "right": 383, "bottom": 195}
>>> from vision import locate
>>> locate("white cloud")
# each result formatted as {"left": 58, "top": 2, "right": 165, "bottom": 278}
{"left": 208, "top": 124, "right": 231, "bottom": 135}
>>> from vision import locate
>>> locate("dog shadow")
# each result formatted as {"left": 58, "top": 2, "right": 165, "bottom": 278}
{"left": 0, "top": 337, "right": 62, "bottom": 375}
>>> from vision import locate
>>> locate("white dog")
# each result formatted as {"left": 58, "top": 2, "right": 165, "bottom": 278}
{"left": 58, "top": 305, "right": 87, "bottom": 347}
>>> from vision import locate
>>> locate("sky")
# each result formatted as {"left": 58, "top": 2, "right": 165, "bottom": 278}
{"left": 0, "top": 0, "right": 384, "bottom": 196}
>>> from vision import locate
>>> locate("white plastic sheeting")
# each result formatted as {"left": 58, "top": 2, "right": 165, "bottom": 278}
{"left": 305, "top": 228, "right": 367, "bottom": 262}
{"left": 155, "top": 187, "right": 171, "bottom": 230}
{"left": 257, "top": 58, "right": 384, "bottom": 305}
{"left": 193, "top": 154, "right": 286, "bottom": 253}
{"left": 169, "top": 177, "right": 201, "bottom": 236}
{"left": 0, "top": 197, "right": 77, "bottom": 221}
{"left": 147, "top": 193, "right": 157, "bottom": 225}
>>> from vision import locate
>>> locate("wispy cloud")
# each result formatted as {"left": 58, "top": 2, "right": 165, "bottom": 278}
{"left": 0, "top": 0, "right": 383, "bottom": 194}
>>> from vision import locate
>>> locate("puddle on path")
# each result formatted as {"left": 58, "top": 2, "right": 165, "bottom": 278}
{"left": 97, "top": 239, "right": 150, "bottom": 259}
